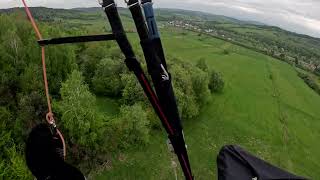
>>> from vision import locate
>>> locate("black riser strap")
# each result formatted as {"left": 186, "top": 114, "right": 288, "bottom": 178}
{"left": 151, "top": 38, "right": 167, "bottom": 69}
{"left": 125, "top": 57, "right": 176, "bottom": 135}
{"left": 169, "top": 133, "right": 193, "bottom": 180}
{"left": 38, "top": 34, "right": 115, "bottom": 46}
{"left": 128, "top": 0, "right": 149, "bottom": 41}
{"left": 139, "top": 22, "right": 193, "bottom": 180}
{"left": 103, "top": 1, "right": 193, "bottom": 179}
{"left": 103, "top": 4, "right": 135, "bottom": 58}
{"left": 140, "top": 39, "right": 182, "bottom": 131}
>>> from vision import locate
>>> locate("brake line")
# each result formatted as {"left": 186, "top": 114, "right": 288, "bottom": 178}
{"left": 21, "top": 0, "right": 66, "bottom": 159}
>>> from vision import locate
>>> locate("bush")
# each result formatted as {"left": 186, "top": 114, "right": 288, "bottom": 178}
{"left": 170, "top": 60, "right": 199, "bottom": 120}
{"left": 56, "top": 70, "right": 107, "bottom": 160}
{"left": 112, "top": 103, "right": 150, "bottom": 149}
{"left": 92, "top": 58, "right": 125, "bottom": 97}
{"left": 120, "top": 73, "right": 145, "bottom": 105}
{"left": 209, "top": 71, "right": 225, "bottom": 93}
{"left": 196, "top": 58, "right": 209, "bottom": 72}
{"left": 298, "top": 72, "right": 320, "bottom": 95}
{"left": 0, "top": 107, "right": 32, "bottom": 180}
{"left": 315, "top": 67, "right": 320, "bottom": 76}
{"left": 223, "top": 49, "right": 230, "bottom": 55}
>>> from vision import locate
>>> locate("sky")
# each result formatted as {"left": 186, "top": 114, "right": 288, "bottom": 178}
{"left": 1, "top": 0, "right": 320, "bottom": 38}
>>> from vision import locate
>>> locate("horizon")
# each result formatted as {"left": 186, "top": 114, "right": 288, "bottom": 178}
{"left": 1, "top": 6, "right": 319, "bottom": 40}
{"left": 1, "top": 0, "right": 320, "bottom": 38}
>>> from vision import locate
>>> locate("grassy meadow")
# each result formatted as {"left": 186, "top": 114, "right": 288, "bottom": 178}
{"left": 94, "top": 27, "right": 320, "bottom": 179}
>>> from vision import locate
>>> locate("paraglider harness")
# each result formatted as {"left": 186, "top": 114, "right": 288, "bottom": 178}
{"left": 23, "top": 0, "right": 193, "bottom": 179}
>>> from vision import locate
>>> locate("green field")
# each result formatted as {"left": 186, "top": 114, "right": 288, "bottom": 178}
{"left": 94, "top": 28, "right": 320, "bottom": 179}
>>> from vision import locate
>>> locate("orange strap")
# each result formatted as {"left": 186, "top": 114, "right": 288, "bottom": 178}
{"left": 22, "top": 0, "right": 66, "bottom": 158}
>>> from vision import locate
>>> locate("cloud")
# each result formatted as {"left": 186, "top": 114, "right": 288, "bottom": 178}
{"left": 1, "top": 0, "right": 320, "bottom": 38}
{"left": 280, "top": 12, "right": 320, "bottom": 33}
{"left": 229, "top": 5, "right": 262, "bottom": 14}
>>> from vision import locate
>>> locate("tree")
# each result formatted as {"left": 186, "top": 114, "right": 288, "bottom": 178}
{"left": 196, "top": 58, "right": 209, "bottom": 72}
{"left": 191, "top": 67, "right": 211, "bottom": 105}
{"left": 315, "top": 67, "right": 320, "bottom": 76}
{"left": 77, "top": 42, "right": 114, "bottom": 86}
{"left": 15, "top": 91, "right": 47, "bottom": 141}
{"left": 209, "top": 71, "right": 225, "bottom": 93}
{"left": 120, "top": 73, "right": 145, "bottom": 105}
{"left": 19, "top": 64, "right": 43, "bottom": 94}
{"left": 112, "top": 103, "right": 150, "bottom": 149}
{"left": 0, "top": 107, "right": 32, "bottom": 180}
{"left": 55, "top": 70, "right": 107, "bottom": 159}
{"left": 170, "top": 60, "right": 200, "bottom": 120}
{"left": 45, "top": 43, "right": 77, "bottom": 96}
{"left": 92, "top": 58, "right": 126, "bottom": 97}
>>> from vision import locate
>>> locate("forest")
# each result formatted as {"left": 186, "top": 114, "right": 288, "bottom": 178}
{"left": 0, "top": 12, "right": 224, "bottom": 179}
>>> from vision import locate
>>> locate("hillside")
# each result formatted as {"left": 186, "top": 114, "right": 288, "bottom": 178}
{"left": 155, "top": 9, "right": 320, "bottom": 74}
{"left": 3, "top": 7, "right": 318, "bottom": 72}
{"left": 1, "top": 7, "right": 320, "bottom": 180}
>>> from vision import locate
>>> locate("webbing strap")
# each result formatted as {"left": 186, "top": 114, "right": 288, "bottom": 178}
{"left": 38, "top": 34, "right": 115, "bottom": 46}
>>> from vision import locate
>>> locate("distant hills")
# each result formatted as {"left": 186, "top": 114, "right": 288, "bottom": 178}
{"left": 1, "top": 7, "right": 319, "bottom": 71}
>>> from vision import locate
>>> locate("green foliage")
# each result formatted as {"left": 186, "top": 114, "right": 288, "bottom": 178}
{"left": 315, "top": 67, "right": 320, "bottom": 76}
{"left": 169, "top": 58, "right": 211, "bottom": 120}
{"left": 15, "top": 91, "right": 47, "bottom": 141}
{"left": 92, "top": 58, "right": 125, "bottom": 96}
{"left": 55, "top": 70, "right": 107, "bottom": 161}
{"left": 45, "top": 43, "right": 77, "bottom": 96}
{"left": 19, "top": 64, "right": 43, "bottom": 93}
{"left": 192, "top": 67, "right": 211, "bottom": 104}
{"left": 297, "top": 72, "right": 320, "bottom": 95}
{"left": 0, "top": 107, "right": 32, "bottom": 180}
{"left": 223, "top": 49, "right": 230, "bottom": 55}
{"left": 196, "top": 58, "right": 209, "bottom": 72}
{"left": 120, "top": 73, "right": 145, "bottom": 105}
{"left": 209, "top": 71, "right": 225, "bottom": 93}
{"left": 77, "top": 42, "right": 115, "bottom": 86}
{"left": 112, "top": 103, "right": 150, "bottom": 149}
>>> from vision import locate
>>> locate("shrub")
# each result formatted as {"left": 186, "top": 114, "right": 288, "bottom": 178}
{"left": 112, "top": 103, "right": 150, "bottom": 149}
{"left": 223, "top": 49, "right": 230, "bottom": 55}
{"left": 170, "top": 60, "right": 199, "bottom": 120}
{"left": 56, "top": 70, "right": 107, "bottom": 160}
{"left": 298, "top": 72, "right": 320, "bottom": 95}
{"left": 209, "top": 70, "right": 224, "bottom": 93}
{"left": 196, "top": 58, "right": 209, "bottom": 72}
{"left": 120, "top": 73, "right": 145, "bottom": 105}
{"left": 0, "top": 107, "right": 32, "bottom": 180}
{"left": 315, "top": 67, "right": 320, "bottom": 76}
{"left": 92, "top": 58, "right": 125, "bottom": 97}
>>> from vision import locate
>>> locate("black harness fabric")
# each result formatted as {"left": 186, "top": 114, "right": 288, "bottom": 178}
{"left": 217, "top": 145, "right": 307, "bottom": 180}
{"left": 26, "top": 124, "right": 85, "bottom": 180}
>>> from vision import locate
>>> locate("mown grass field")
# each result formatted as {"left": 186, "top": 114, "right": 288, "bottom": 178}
{"left": 93, "top": 26, "right": 320, "bottom": 179}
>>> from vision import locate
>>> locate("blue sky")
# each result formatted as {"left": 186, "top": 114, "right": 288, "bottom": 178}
{"left": 1, "top": 0, "right": 320, "bottom": 38}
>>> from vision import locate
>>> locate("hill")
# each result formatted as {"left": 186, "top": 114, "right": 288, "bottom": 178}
{"left": 154, "top": 8, "right": 320, "bottom": 74}
{"left": 3, "top": 7, "right": 319, "bottom": 72}
{"left": 1, "top": 7, "right": 320, "bottom": 179}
